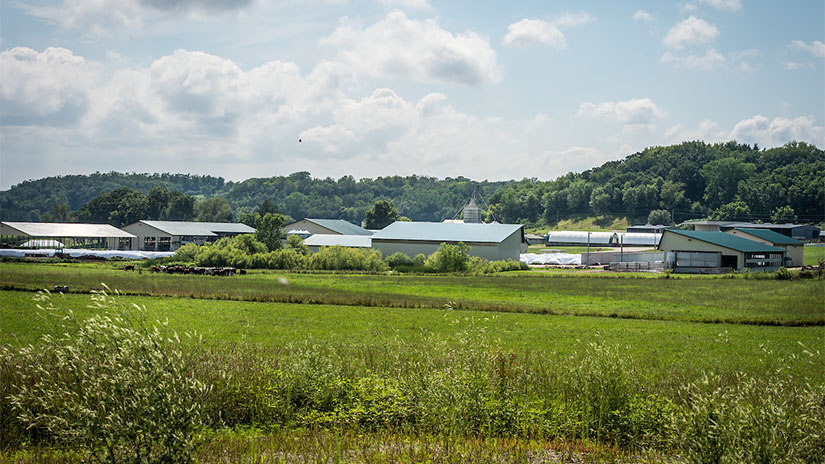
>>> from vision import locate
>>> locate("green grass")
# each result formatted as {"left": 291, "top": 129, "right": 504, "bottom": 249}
{"left": 804, "top": 244, "right": 825, "bottom": 266}
{"left": 2, "top": 290, "right": 822, "bottom": 386}
{"left": 1, "top": 262, "right": 822, "bottom": 326}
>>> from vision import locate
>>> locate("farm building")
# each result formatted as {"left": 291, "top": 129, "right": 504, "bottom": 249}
{"left": 0, "top": 222, "right": 135, "bottom": 250}
{"left": 726, "top": 228, "right": 804, "bottom": 267}
{"left": 686, "top": 221, "right": 820, "bottom": 240}
{"left": 303, "top": 234, "right": 372, "bottom": 253}
{"left": 626, "top": 224, "right": 671, "bottom": 234}
{"left": 371, "top": 222, "right": 525, "bottom": 261}
{"left": 545, "top": 231, "right": 619, "bottom": 247}
{"left": 524, "top": 233, "right": 545, "bottom": 245}
{"left": 282, "top": 218, "right": 372, "bottom": 237}
{"left": 658, "top": 229, "right": 785, "bottom": 273}
{"left": 121, "top": 220, "right": 255, "bottom": 251}
{"left": 617, "top": 233, "right": 661, "bottom": 247}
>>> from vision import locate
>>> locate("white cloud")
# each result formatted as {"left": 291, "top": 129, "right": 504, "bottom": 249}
{"left": 322, "top": 11, "right": 500, "bottom": 85}
{"left": 577, "top": 98, "right": 664, "bottom": 125}
{"left": 663, "top": 16, "right": 719, "bottom": 49}
{"left": 728, "top": 115, "right": 825, "bottom": 146}
{"left": 791, "top": 40, "right": 825, "bottom": 58}
{"left": 21, "top": 0, "right": 254, "bottom": 38}
{"left": 633, "top": 10, "right": 653, "bottom": 23}
{"left": 503, "top": 12, "right": 592, "bottom": 48}
{"left": 551, "top": 146, "right": 606, "bottom": 174}
{"left": 784, "top": 61, "right": 814, "bottom": 71}
{"left": 661, "top": 48, "right": 725, "bottom": 69}
{"left": 698, "top": 0, "right": 742, "bottom": 12}
{"left": 0, "top": 47, "right": 98, "bottom": 126}
{"left": 375, "top": 0, "right": 431, "bottom": 11}
{"left": 664, "top": 119, "right": 727, "bottom": 143}
{"left": 503, "top": 19, "right": 565, "bottom": 48}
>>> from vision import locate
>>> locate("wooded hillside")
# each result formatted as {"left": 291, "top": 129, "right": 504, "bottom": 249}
{"left": 1, "top": 141, "right": 822, "bottom": 227}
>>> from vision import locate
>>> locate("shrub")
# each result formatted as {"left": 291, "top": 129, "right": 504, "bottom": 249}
{"left": 7, "top": 289, "right": 210, "bottom": 463}
{"left": 425, "top": 242, "right": 470, "bottom": 272}
{"left": 174, "top": 243, "right": 202, "bottom": 262}
{"left": 285, "top": 234, "right": 309, "bottom": 256}
{"left": 310, "top": 246, "right": 388, "bottom": 272}
{"left": 385, "top": 252, "right": 413, "bottom": 268}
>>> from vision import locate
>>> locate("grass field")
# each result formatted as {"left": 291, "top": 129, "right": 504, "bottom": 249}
{"left": 805, "top": 244, "right": 825, "bottom": 265}
{"left": 1, "top": 261, "right": 823, "bottom": 462}
{"left": 1, "top": 262, "right": 822, "bottom": 326}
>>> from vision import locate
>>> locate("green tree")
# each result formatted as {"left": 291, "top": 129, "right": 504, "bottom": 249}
{"left": 196, "top": 197, "right": 233, "bottom": 222}
{"left": 364, "top": 200, "right": 400, "bottom": 229}
{"left": 647, "top": 209, "right": 673, "bottom": 226}
{"left": 770, "top": 205, "right": 797, "bottom": 224}
{"left": 255, "top": 212, "right": 286, "bottom": 251}
{"left": 710, "top": 201, "right": 751, "bottom": 221}
{"left": 701, "top": 158, "right": 756, "bottom": 209}
{"left": 285, "top": 233, "right": 308, "bottom": 255}
{"left": 426, "top": 242, "right": 471, "bottom": 272}
{"left": 589, "top": 186, "right": 612, "bottom": 216}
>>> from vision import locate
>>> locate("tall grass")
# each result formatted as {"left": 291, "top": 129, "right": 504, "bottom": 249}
{"left": 2, "top": 292, "right": 823, "bottom": 461}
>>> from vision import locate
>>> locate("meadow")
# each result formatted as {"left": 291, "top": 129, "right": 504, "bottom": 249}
{"left": 1, "top": 261, "right": 823, "bottom": 463}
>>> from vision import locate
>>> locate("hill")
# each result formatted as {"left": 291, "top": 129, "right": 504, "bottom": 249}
{"left": 1, "top": 141, "right": 822, "bottom": 226}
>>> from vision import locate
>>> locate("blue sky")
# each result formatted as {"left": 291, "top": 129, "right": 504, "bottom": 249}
{"left": 1, "top": 0, "right": 823, "bottom": 189}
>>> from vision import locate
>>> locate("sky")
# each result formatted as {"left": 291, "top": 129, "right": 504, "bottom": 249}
{"left": 1, "top": 0, "right": 823, "bottom": 190}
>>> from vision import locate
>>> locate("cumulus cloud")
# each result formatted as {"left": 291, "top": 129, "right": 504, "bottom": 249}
{"left": 661, "top": 48, "right": 725, "bottom": 69}
{"left": 375, "top": 0, "right": 431, "bottom": 11}
{"left": 551, "top": 146, "right": 606, "bottom": 173}
{"left": 503, "top": 12, "right": 592, "bottom": 48}
{"left": 663, "top": 16, "right": 719, "bottom": 49}
{"left": 0, "top": 47, "right": 98, "bottom": 126}
{"left": 728, "top": 115, "right": 825, "bottom": 146}
{"left": 577, "top": 98, "right": 664, "bottom": 125}
{"left": 322, "top": 11, "right": 500, "bottom": 85}
{"left": 21, "top": 0, "right": 255, "bottom": 37}
{"left": 784, "top": 61, "right": 814, "bottom": 71}
{"left": 664, "top": 119, "right": 727, "bottom": 144}
{"left": 633, "top": 10, "right": 653, "bottom": 22}
{"left": 791, "top": 40, "right": 825, "bottom": 58}
{"left": 698, "top": 0, "right": 742, "bottom": 11}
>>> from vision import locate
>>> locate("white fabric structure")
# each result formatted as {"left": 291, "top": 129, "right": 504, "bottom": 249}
{"left": 617, "top": 233, "right": 661, "bottom": 246}
{"left": 0, "top": 249, "right": 175, "bottom": 259}
{"left": 520, "top": 253, "right": 581, "bottom": 265}
{"left": 545, "top": 231, "right": 618, "bottom": 246}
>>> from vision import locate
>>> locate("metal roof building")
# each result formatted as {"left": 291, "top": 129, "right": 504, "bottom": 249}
{"left": 371, "top": 221, "right": 525, "bottom": 261}
{"left": 726, "top": 228, "right": 805, "bottom": 267}
{"left": 658, "top": 229, "right": 785, "bottom": 273}
{"left": 618, "top": 232, "right": 661, "bottom": 247}
{"left": 0, "top": 222, "right": 135, "bottom": 250}
{"left": 304, "top": 234, "right": 372, "bottom": 253}
{"left": 282, "top": 218, "right": 373, "bottom": 236}
{"left": 121, "top": 220, "right": 255, "bottom": 251}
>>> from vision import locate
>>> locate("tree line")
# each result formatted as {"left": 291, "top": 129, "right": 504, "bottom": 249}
{"left": 1, "top": 141, "right": 822, "bottom": 228}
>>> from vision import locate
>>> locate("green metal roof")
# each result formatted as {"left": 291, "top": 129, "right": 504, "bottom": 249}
{"left": 734, "top": 228, "right": 803, "bottom": 246}
{"left": 662, "top": 229, "right": 784, "bottom": 253}
{"left": 372, "top": 221, "right": 523, "bottom": 243}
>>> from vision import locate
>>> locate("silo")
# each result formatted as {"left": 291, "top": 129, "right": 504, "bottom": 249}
{"left": 463, "top": 198, "right": 481, "bottom": 223}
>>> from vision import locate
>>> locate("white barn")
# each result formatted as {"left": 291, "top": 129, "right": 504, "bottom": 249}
{"left": 121, "top": 220, "right": 255, "bottom": 251}
{"left": 371, "top": 222, "right": 525, "bottom": 261}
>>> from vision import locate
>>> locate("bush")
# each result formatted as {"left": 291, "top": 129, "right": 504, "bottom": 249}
{"left": 7, "top": 289, "right": 209, "bottom": 463}
{"left": 425, "top": 242, "right": 470, "bottom": 272}
{"left": 174, "top": 243, "right": 202, "bottom": 262}
{"left": 310, "top": 246, "right": 388, "bottom": 272}
{"left": 385, "top": 252, "right": 413, "bottom": 268}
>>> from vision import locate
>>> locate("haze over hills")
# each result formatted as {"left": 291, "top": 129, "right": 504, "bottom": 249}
{"left": 1, "top": 141, "right": 823, "bottom": 227}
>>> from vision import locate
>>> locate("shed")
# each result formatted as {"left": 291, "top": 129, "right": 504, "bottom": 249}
{"left": 626, "top": 224, "right": 671, "bottom": 234}
{"left": 371, "top": 222, "right": 525, "bottom": 261}
{"left": 545, "top": 231, "right": 619, "bottom": 247}
{"left": 304, "top": 234, "right": 372, "bottom": 253}
{"left": 724, "top": 223, "right": 820, "bottom": 241}
{"left": 120, "top": 220, "right": 255, "bottom": 251}
{"left": 0, "top": 222, "right": 135, "bottom": 250}
{"left": 658, "top": 229, "right": 785, "bottom": 273}
{"left": 282, "top": 218, "right": 372, "bottom": 236}
{"left": 726, "top": 228, "right": 804, "bottom": 267}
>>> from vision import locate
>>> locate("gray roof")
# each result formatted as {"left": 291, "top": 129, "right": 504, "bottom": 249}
{"left": 303, "top": 219, "right": 373, "bottom": 236}
{"left": 0, "top": 222, "right": 135, "bottom": 238}
{"left": 134, "top": 221, "right": 255, "bottom": 236}
{"left": 734, "top": 228, "right": 804, "bottom": 245}
{"left": 662, "top": 230, "right": 784, "bottom": 253}
{"left": 372, "top": 221, "right": 523, "bottom": 243}
{"left": 727, "top": 222, "right": 815, "bottom": 230}
{"left": 304, "top": 234, "right": 372, "bottom": 248}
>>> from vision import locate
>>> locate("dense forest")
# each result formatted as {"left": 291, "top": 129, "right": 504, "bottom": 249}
{"left": 1, "top": 141, "right": 823, "bottom": 227}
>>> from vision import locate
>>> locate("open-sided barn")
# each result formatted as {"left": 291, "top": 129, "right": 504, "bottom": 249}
{"left": 726, "top": 228, "right": 805, "bottom": 267}
{"left": 658, "top": 229, "right": 785, "bottom": 273}
{"left": 0, "top": 222, "right": 135, "bottom": 250}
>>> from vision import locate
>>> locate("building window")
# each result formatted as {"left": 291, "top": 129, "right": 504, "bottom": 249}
{"left": 675, "top": 251, "right": 719, "bottom": 268}
{"left": 143, "top": 237, "right": 156, "bottom": 251}
{"left": 158, "top": 237, "right": 171, "bottom": 251}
